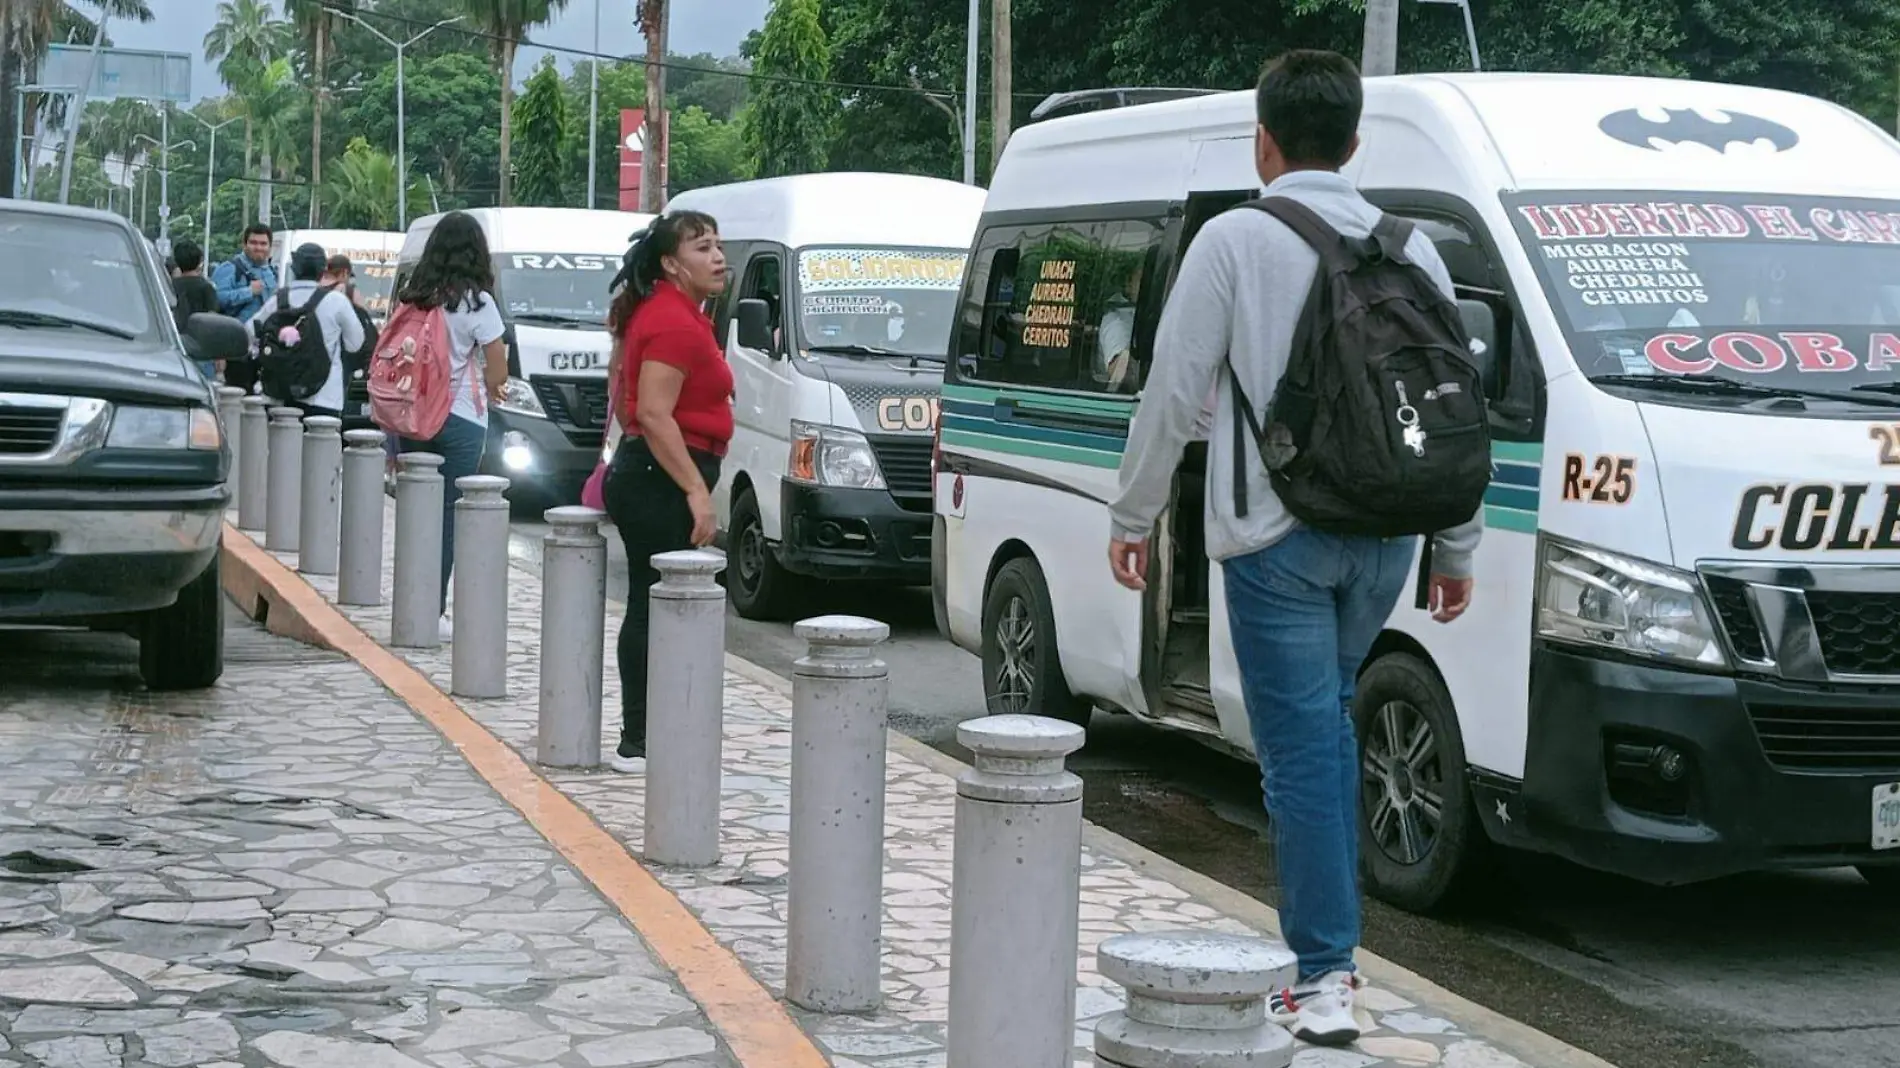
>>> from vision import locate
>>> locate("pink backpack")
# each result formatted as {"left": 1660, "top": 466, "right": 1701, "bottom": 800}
{"left": 368, "top": 302, "right": 482, "bottom": 441}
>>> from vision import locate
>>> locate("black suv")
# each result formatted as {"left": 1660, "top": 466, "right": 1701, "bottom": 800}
{"left": 0, "top": 200, "right": 249, "bottom": 689}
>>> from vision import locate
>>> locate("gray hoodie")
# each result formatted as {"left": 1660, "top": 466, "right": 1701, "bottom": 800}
{"left": 1106, "top": 169, "right": 1484, "bottom": 578}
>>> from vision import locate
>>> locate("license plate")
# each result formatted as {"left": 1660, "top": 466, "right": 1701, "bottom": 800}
{"left": 1875, "top": 783, "right": 1900, "bottom": 851}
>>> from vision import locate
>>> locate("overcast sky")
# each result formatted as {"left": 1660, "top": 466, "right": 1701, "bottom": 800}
{"left": 114, "top": 0, "right": 770, "bottom": 101}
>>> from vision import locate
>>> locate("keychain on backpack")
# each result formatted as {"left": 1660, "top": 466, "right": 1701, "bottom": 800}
{"left": 1394, "top": 381, "right": 1427, "bottom": 457}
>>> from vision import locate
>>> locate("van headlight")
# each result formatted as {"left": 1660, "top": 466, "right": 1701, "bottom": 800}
{"left": 497, "top": 376, "right": 546, "bottom": 418}
{"left": 108, "top": 405, "right": 221, "bottom": 450}
{"left": 1536, "top": 537, "right": 1727, "bottom": 668}
{"left": 787, "top": 420, "right": 885, "bottom": 490}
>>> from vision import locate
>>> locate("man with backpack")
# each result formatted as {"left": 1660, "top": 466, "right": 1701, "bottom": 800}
{"left": 213, "top": 223, "right": 279, "bottom": 322}
{"left": 249, "top": 243, "right": 364, "bottom": 420}
{"left": 1105, "top": 50, "right": 1484, "bottom": 1048}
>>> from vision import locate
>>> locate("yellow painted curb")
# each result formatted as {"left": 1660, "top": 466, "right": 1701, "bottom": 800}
{"left": 220, "top": 524, "right": 830, "bottom": 1068}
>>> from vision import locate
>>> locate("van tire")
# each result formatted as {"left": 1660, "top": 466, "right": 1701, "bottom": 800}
{"left": 727, "top": 487, "right": 799, "bottom": 621}
{"left": 981, "top": 558, "right": 1091, "bottom": 727}
{"left": 139, "top": 554, "right": 225, "bottom": 692}
{"left": 1353, "top": 652, "right": 1481, "bottom": 914}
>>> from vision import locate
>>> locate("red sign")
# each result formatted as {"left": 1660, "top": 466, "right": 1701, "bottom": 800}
{"left": 619, "top": 108, "right": 670, "bottom": 212}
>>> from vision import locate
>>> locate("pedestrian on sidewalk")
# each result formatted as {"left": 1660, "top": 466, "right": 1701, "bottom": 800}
{"left": 387, "top": 212, "right": 510, "bottom": 643}
{"left": 212, "top": 223, "right": 279, "bottom": 394}
{"left": 251, "top": 243, "right": 365, "bottom": 424}
{"left": 1104, "top": 50, "right": 1482, "bottom": 1048}
{"left": 169, "top": 239, "right": 222, "bottom": 381}
{"left": 600, "top": 211, "right": 729, "bottom": 774}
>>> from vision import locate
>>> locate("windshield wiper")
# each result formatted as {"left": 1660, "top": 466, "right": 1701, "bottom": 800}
{"left": 1851, "top": 382, "right": 1900, "bottom": 397}
{"left": 806, "top": 343, "right": 910, "bottom": 359}
{"left": 0, "top": 308, "right": 137, "bottom": 339}
{"left": 512, "top": 312, "right": 596, "bottom": 326}
{"left": 1593, "top": 373, "right": 1900, "bottom": 410}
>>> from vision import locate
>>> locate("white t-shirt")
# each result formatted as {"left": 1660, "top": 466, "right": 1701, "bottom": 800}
{"left": 250, "top": 281, "right": 365, "bottom": 412}
{"left": 442, "top": 292, "right": 506, "bottom": 428}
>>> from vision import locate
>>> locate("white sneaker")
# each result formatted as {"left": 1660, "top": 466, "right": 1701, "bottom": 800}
{"left": 608, "top": 752, "right": 647, "bottom": 774}
{"left": 1270, "top": 971, "right": 1361, "bottom": 1046}
{"left": 437, "top": 614, "right": 453, "bottom": 643}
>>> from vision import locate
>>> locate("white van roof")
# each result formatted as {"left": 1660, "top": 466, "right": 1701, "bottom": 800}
{"left": 986, "top": 73, "right": 1900, "bottom": 213}
{"left": 400, "top": 207, "right": 655, "bottom": 260}
{"left": 666, "top": 172, "right": 987, "bottom": 251}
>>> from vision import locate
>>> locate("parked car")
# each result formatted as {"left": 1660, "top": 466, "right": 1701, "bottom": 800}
{"left": 0, "top": 198, "right": 250, "bottom": 690}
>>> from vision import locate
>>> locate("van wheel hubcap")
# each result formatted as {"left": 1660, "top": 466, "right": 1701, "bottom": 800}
{"left": 992, "top": 596, "right": 1036, "bottom": 711}
{"left": 1363, "top": 701, "right": 1443, "bottom": 866}
{"left": 737, "top": 518, "right": 765, "bottom": 592}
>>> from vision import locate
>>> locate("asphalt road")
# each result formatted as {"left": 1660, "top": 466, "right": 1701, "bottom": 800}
{"left": 508, "top": 514, "right": 1900, "bottom": 1068}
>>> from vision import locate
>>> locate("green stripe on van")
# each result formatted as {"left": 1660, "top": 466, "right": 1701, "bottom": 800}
{"left": 941, "top": 427, "right": 1124, "bottom": 468}
{"left": 942, "top": 382, "right": 1138, "bottom": 418}
{"left": 1492, "top": 440, "right": 1542, "bottom": 464}
{"left": 1484, "top": 505, "right": 1539, "bottom": 535}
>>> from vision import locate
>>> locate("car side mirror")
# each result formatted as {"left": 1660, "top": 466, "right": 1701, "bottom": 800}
{"left": 1456, "top": 298, "right": 1502, "bottom": 397}
{"left": 735, "top": 298, "right": 776, "bottom": 354}
{"left": 184, "top": 312, "right": 251, "bottom": 366}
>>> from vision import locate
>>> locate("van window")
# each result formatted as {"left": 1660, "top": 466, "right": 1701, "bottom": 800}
{"left": 1397, "top": 210, "right": 1542, "bottom": 436}
{"left": 740, "top": 253, "right": 786, "bottom": 353}
{"left": 964, "top": 219, "right": 1166, "bottom": 394}
{"left": 795, "top": 246, "right": 967, "bottom": 361}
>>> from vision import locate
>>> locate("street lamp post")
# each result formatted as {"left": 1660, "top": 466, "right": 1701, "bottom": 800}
{"left": 587, "top": 0, "right": 601, "bottom": 209}
{"left": 178, "top": 109, "right": 238, "bottom": 255}
{"left": 962, "top": 0, "right": 978, "bottom": 184}
{"left": 335, "top": 11, "right": 464, "bottom": 231}
{"left": 1416, "top": 0, "right": 1482, "bottom": 71}
{"left": 135, "top": 130, "right": 194, "bottom": 250}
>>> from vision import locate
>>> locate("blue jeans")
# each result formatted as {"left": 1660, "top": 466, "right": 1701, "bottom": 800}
{"left": 398, "top": 415, "right": 488, "bottom": 612}
{"left": 1223, "top": 527, "right": 1417, "bottom": 982}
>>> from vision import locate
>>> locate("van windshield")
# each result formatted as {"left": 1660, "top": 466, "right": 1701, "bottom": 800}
{"left": 494, "top": 251, "right": 617, "bottom": 326}
{"left": 1508, "top": 191, "right": 1900, "bottom": 388}
{"left": 348, "top": 257, "right": 396, "bottom": 318}
{"left": 795, "top": 246, "right": 967, "bottom": 359}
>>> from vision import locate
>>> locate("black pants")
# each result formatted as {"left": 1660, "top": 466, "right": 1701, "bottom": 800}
{"left": 601, "top": 436, "right": 722, "bottom": 756}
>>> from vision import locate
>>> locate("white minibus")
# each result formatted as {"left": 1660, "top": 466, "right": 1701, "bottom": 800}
{"left": 398, "top": 207, "right": 653, "bottom": 504}
{"left": 666, "top": 174, "right": 984, "bottom": 618}
{"left": 934, "top": 73, "right": 1900, "bottom": 909}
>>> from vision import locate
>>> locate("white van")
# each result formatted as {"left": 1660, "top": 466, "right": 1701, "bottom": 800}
{"left": 934, "top": 73, "right": 1900, "bottom": 909}
{"left": 398, "top": 207, "right": 653, "bottom": 503}
{"left": 665, "top": 174, "right": 985, "bottom": 619}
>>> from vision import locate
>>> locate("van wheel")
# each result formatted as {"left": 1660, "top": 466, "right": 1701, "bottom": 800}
{"left": 1858, "top": 865, "right": 1900, "bottom": 889}
{"left": 139, "top": 554, "right": 225, "bottom": 692}
{"left": 1354, "top": 653, "right": 1482, "bottom": 913}
{"left": 728, "top": 487, "right": 799, "bottom": 621}
{"left": 981, "top": 558, "right": 1091, "bottom": 727}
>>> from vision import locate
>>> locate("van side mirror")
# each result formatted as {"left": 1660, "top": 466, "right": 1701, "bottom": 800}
{"left": 1456, "top": 299, "right": 1501, "bottom": 396}
{"left": 184, "top": 312, "right": 251, "bottom": 366}
{"left": 735, "top": 298, "right": 775, "bottom": 354}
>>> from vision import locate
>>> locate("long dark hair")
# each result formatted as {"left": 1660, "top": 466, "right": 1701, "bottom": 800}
{"left": 607, "top": 209, "right": 719, "bottom": 334}
{"left": 399, "top": 211, "right": 495, "bottom": 311}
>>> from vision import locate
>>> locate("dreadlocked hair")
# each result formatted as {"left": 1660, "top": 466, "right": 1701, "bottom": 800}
{"left": 607, "top": 209, "right": 720, "bottom": 335}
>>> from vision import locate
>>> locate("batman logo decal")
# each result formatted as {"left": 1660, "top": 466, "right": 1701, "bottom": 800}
{"left": 1599, "top": 108, "right": 1799, "bottom": 153}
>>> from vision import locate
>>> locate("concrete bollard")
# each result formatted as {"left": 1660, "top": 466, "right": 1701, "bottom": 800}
{"left": 451, "top": 475, "right": 511, "bottom": 698}
{"left": 1094, "top": 932, "right": 1298, "bottom": 1068}
{"left": 237, "top": 397, "right": 269, "bottom": 532}
{"left": 338, "top": 429, "right": 388, "bottom": 606}
{"left": 391, "top": 451, "right": 446, "bottom": 649}
{"left": 786, "top": 615, "right": 893, "bottom": 1014}
{"left": 264, "top": 407, "right": 304, "bottom": 552}
{"left": 297, "top": 416, "right": 344, "bottom": 576}
{"left": 216, "top": 387, "right": 245, "bottom": 503}
{"left": 946, "top": 715, "right": 1087, "bottom": 1068}
{"left": 537, "top": 507, "right": 608, "bottom": 769}
{"left": 642, "top": 549, "right": 728, "bottom": 868}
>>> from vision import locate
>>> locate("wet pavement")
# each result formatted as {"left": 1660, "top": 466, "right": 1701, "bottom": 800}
{"left": 0, "top": 614, "right": 734, "bottom": 1068}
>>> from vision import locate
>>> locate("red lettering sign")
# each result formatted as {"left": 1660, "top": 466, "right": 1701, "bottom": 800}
{"left": 1784, "top": 333, "right": 1857, "bottom": 372}
{"left": 1710, "top": 333, "right": 1786, "bottom": 373}
{"left": 1644, "top": 333, "right": 1715, "bottom": 374}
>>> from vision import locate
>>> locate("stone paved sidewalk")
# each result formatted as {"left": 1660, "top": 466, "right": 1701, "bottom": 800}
{"left": 239, "top": 499, "right": 1588, "bottom": 1068}
{"left": 0, "top": 616, "right": 734, "bottom": 1068}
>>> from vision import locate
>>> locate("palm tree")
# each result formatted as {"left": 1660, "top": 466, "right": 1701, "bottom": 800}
{"left": 458, "top": 0, "right": 569, "bottom": 206}
{"left": 0, "top": 0, "right": 154, "bottom": 197}
{"left": 203, "top": 0, "right": 292, "bottom": 222}
{"left": 82, "top": 97, "right": 157, "bottom": 214}
{"left": 288, "top": 0, "right": 355, "bottom": 227}
{"left": 324, "top": 137, "right": 401, "bottom": 230}
{"left": 246, "top": 57, "right": 302, "bottom": 226}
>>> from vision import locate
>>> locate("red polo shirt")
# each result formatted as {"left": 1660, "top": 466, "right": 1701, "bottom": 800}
{"left": 618, "top": 280, "right": 734, "bottom": 456}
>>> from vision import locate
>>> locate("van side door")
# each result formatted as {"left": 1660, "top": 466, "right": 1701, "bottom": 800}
{"left": 721, "top": 244, "right": 799, "bottom": 543}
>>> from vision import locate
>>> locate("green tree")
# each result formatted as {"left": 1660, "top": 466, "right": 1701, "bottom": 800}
{"left": 668, "top": 105, "right": 752, "bottom": 193}
{"left": 743, "top": 0, "right": 836, "bottom": 178}
{"left": 0, "top": 0, "right": 153, "bottom": 197}
{"left": 287, "top": 0, "right": 357, "bottom": 226}
{"left": 245, "top": 57, "right": 304, "bottom": 226}
{"left": 458, "top": 0, "right": 570, "bottom": 205}
{"left": 340, "top": 50, "right": 502, "bottom": 207}
{"left": 203, "top": 0, "right": 294, "bottom": 221}
{"left": 562, "top": 59, "right": 645, "bottom": 208}
{"left": 324, "top": 136, "right": 418, "bottom": 230}
{"left": 512, "top": 56, "right": 571, "bottom": 206}
{"left": 670, "top": 53, "right": 751, "bottom": 120}
{"left": 80, "top": 98, "right": 158, "bottom": 213}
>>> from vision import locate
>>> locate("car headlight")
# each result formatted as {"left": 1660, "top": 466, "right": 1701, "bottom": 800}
{"left": 788, "top": 420, "right": 885, "bottom": 490}
{"left": 107, "top": 405, "right": 221, "bottom": 450}
{"left": 497, "top": 376, "right": 546, "bottom": 418}
{"left": 1536, "top": 537, "right": 1727, "bottom": 668}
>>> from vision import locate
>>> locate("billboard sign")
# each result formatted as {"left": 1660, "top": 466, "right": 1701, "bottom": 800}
{"left": 42, "top": 44, "right": 191, "bottom": 103}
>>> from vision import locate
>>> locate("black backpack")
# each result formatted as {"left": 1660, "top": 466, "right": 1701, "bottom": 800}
{"left": 1229, "top": 197, "right": 1491, "bottom": 538}
{"left": 255, "top": 285, "right": 335, "bottom": 402}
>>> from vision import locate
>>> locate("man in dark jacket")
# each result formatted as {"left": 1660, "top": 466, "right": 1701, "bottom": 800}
{"left": 170, "top": 240, "right": 221, "bottom": 380}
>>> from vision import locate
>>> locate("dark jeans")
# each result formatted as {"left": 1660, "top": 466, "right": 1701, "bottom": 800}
{"left": 398, "top": 414, "right": 488, "bottom": 613}
{"left": 1223, "top": 527, "right": 1416, "bottom": 983}
{"left": 601, "top": 436, "right": 722, "bottom": 757}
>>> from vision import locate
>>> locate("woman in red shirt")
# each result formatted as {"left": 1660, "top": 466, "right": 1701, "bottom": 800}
{"left": 601, "top": 210, "right": 731, "bottom": 772}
